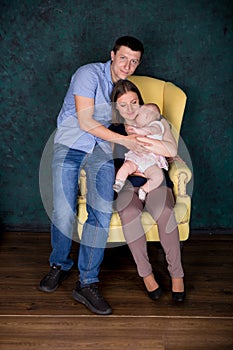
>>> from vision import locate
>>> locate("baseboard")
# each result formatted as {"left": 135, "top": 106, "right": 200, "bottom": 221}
{"left": 190, "top": 228, "right": 233, "bottom": 235}
{"left": 1, "top": 224, "right": 50, "bottom": 233}
{"left": 1, "top": 225, "right": 233, "bottom": 235}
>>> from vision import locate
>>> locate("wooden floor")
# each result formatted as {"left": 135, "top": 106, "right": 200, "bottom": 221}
{"left": 0, "top": 231, "right": 232, "bottom": 350}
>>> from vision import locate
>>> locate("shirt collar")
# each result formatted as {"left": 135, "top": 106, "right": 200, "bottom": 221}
{"left": 104, "top": 60, "right": 114, "bottom": 85}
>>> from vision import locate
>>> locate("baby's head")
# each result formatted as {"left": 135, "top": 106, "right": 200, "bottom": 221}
{"left": 136, "top": 103, "right": 161, "bottom": 127}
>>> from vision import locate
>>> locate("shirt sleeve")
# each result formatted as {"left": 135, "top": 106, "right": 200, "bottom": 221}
{"left": 72, "top": 64, "right": 97, "bottom": 99}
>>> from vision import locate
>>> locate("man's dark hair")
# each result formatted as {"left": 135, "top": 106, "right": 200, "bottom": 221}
{"left": 112, "top": 36, "right": 144, "bottom": 60}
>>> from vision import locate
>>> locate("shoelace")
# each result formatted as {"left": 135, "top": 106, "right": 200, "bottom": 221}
{"left": 87, "top": 285, "right": 103, "bottom": 300}
{"left": 46, "top": 266, "right": 61, "bottom": 280}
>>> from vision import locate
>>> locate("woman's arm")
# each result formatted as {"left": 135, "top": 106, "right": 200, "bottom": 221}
{"left": 75, "top": 95, "right": 149, "bottom": 153}
{"left": 136, "top": 119, "right": 177, "bottom": 157}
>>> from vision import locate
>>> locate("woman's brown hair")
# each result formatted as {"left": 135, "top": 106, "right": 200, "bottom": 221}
{"left": 111, "top": 80, "right": 144, "bottom": 124}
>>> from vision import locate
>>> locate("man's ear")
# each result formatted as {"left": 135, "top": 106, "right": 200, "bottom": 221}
{"left": 110, "top": 50, "right": 115, "bottom": 61}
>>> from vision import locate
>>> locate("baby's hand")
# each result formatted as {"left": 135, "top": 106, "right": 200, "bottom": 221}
{"left": 125, "top": 125, "right": 137, "bottom": 134}
{"left": 127, "top": 125, "right": 147, "bottom": 136}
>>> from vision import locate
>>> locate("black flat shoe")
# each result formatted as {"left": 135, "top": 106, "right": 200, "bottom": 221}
{"left": 172, "top": 291, "right": 185, "bottom": 302}
{"left": 148, "top": 287, "right": 162, "bottom": 300}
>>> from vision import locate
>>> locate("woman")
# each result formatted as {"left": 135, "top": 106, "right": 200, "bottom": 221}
{"left": 110, "top": 80, "right": 185, "bottom": 302}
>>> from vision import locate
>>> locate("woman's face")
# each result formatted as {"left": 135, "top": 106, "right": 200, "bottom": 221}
{"left": 116, "top": 91, "right": 140, "bottom": 123}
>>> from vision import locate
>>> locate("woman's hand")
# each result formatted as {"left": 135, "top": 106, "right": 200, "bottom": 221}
{"left": 167, "top": 154, "right": 185, "bottom": 163}
{"left": 137, "top": 135, "right": 177, "bottom": 157}
{"left": 136, "top": 119, "right": 178, "bottom": 158}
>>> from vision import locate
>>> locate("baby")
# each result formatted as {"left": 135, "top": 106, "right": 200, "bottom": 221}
{"left": 113, "top": 103, "right": 168, "bottom": 201}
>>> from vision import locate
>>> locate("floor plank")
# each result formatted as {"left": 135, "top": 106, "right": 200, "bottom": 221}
{"left": 0, "top": 316, "right": 232, "bottom": 350}
{"left": 0, "top": 231, "right": 232, "bottom": 349}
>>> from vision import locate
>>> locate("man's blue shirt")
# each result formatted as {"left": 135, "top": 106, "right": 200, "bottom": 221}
{"left": 54, "top": 60, "right": 114, "bottom": 152}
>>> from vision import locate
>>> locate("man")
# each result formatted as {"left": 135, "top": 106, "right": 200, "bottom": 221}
{"left": 39, "top": 36, "right": 144, "bottom": 315}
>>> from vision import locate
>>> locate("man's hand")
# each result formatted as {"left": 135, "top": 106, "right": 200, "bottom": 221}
{"left": 121, "top": 134, "right": 151, "bottom": 155}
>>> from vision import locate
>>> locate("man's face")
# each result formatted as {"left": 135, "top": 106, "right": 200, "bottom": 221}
{"left": 110, "top": 46, "right": 141, "bottom": 83}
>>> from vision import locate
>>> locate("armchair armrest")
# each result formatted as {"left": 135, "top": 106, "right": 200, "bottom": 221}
{"left": 168, "top": 157, "right": 192, "bottom": 198}
{"left": 168, "top": 157, "right": 192, "bottom": 226}
{"left": 79, "top": 160, "right": 192, "bottom": 199}
{"left": 79, "top": 169, "right": 87, "bottom": 198}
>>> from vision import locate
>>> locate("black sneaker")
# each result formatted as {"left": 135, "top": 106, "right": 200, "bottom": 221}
{"left": 72, "top": 282, "right": 112, "bottom": 315}
{"left": 39, "top": 264, "right": 70, "bottom": 293}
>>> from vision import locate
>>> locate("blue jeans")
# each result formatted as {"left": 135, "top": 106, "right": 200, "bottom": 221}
{"left": 50, "top": 143, "right": 115, "bottom": 286}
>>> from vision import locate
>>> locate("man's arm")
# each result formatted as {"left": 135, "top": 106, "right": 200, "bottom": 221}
{"left": 75, "top": 95, "right": 150, "bottom": 153}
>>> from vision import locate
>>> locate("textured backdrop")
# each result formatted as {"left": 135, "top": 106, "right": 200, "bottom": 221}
{"left": 0, "top": 0, "right": 232, "bottom": 231}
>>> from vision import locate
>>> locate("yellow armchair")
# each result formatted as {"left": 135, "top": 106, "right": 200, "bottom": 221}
{"left": 77, "top": 76, "right": 192, "bottom": 242}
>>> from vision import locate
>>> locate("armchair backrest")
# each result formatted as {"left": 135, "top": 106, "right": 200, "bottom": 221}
{"left": 128, "top": 76, "right": 187, "bottom": 141}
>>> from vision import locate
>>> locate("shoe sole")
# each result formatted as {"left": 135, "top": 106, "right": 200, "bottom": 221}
{"left": 148, "top": 287, "right": 162, "bottom": 301}
{"left": 172, "top": 291, "right": 185, "bottom": 302}
{"left": 72, "top": 290, "right": 112, "bottom": 315}
{"left": 38, "top": 284, "right": 59, "bottom": 293}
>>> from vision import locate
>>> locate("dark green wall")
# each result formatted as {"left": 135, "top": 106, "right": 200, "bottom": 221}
{"left": 1, "top": 0, "right": 232, "bottom": 231}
